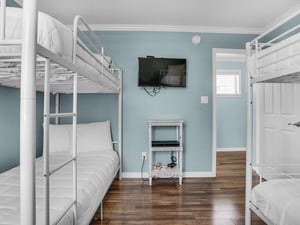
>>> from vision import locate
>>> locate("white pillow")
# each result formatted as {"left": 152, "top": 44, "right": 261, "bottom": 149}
{"left": 49, "top": 124, "right": 72, "bottom": 153}
{"left": 77, "top": 121, "right": 113, "bottom": 152}
{"left": 48, "top": 121, "right": 113, "bottom": 153}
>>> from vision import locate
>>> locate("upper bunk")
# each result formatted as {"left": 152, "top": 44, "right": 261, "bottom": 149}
{"left": 0, "top": 3, "right": 122, "bottom": 94}
{"left": 247, "top": 10, "right": 300, "bottom": 84}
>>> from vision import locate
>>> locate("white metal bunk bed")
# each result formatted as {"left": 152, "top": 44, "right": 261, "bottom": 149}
{"left": 245, "top": 9, "right": 300, "bottom": 225}
{"left": 0, "top": 0, "right": 122, "bottom": 224}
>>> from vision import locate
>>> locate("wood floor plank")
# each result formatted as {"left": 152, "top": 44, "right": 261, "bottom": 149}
{"left": 90, "top": 151, "right": 266, "bottom": 225}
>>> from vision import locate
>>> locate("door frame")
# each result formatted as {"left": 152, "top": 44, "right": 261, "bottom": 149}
{"left": 212, "top": 48, "right": 246, "bottom": 176}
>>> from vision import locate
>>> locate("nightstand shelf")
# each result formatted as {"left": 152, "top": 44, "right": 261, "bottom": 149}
{"left": 148, "top": 120, "right": 183, "bottom": 185}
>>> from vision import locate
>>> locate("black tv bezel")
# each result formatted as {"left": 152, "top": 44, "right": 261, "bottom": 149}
{"left": 138, "top": 57, "right": 187, "bottom": 87}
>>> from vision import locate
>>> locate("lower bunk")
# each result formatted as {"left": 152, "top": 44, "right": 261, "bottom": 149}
{"left": 0, "top": 121, "right": 120, "bottom": 225}
{"left": 250, "top": 175, "right": 300, "bottom": 225}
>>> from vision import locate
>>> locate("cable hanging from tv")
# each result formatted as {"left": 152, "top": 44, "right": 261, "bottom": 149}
{"left": 144, "top": 87, "right": 161, "bottom": 96}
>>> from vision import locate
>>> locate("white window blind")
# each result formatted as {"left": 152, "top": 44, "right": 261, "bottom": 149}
{"left": 216, "top": 70, "right": 241, "bottom": 96}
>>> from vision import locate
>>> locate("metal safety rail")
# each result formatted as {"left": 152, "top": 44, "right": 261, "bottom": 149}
{"left": 73, "top": 15, "right": 121, "bottom": 93}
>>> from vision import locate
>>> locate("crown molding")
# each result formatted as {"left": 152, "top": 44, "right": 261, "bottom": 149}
{"left": 71, "top": 24, "right": 263, "bottom": 34}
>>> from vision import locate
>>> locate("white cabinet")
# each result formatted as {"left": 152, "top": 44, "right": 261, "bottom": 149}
{"left": 148, "top": 120, "right": 183, "bottom": 185}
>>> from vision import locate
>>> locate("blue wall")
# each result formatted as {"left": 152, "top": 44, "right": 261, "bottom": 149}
{"left": 58, "top": 94, "right": 119, "bottom": 141}
{"left": 0, "top": 87, "right": 44, "bottom": 173}
{"left": 0, "top": 31, "right": 255, "bottom": 174}
{"left": 216, "top": 61, "right": 247, "bottom": 149}
{"left": 66, "top": 31, "right": 255, "bottom": 174}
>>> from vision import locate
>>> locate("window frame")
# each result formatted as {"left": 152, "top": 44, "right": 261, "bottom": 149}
{"left": 216, "top": 69, "right": 242, "bottom": 97}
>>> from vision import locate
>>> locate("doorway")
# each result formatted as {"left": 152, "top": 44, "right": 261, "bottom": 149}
{"left": 212, "top": 48, "right": 246, "bottom": 175}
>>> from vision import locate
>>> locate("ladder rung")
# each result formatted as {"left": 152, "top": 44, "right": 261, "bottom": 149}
{"left": 47, "top": 112, "right": 75, "bottom": 118}
{"left": 44, "top": 157, "right": 75, "bottom": 177}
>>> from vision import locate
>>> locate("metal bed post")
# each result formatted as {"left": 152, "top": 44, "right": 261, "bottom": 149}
{"left": 43, "top": 59, "right": 51, "bottom": 225}
{"left": 245, "top": 42, "right": 253, "bottom": 225}
{"left": 72, "top": 72, "right": 78, "bottom": 223}
{"left": 72, "top": 20, "right": 79, "bottom": 224}
{"left": 0, "top": 0, "right": 6, "bottom": 40}
{"left": 20, "top": 0, "right": 38, "bottom": 224}
{"left": 55, "top": 93, "right": 60, "bottom": 124}
{"left": 100, "top": 47, "right": 105, "bottom": 82}
{"left": 118, "top": 70, "right": 123, "bottom": 179}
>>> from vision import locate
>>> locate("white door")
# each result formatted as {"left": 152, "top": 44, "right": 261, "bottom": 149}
{"left": 257, "top": 83, "right": 300, "bottom": 174}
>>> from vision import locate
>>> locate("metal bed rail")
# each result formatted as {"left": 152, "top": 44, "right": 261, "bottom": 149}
{"left": 73, "top": 15, "right": 121, "bottom": 92}
{"left": 252, "top": 163, "right": 300, "bottom": 183}
{"left": 249, "top": 23, "right": 300, "bottom": 80}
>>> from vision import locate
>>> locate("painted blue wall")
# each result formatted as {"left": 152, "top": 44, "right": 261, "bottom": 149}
{"left": 60, "top": 31, "right": 256, "bottom": 174}
{"left": 216, "top": 61, "right": 247, "bottom": 149}
{"left": 0, "top": 31, "right": 255, "bottom": 174}
{"left": 6, "top": 0, "right": 20, "bottom": 7}
{"left": 58, "top": 94, "right": 119, "bottom": 141}
{"left": 0, "top": 87, "right": 44, "bottom": 173}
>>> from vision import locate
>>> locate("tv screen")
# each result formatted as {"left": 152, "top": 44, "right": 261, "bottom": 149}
{"left": 138, "top": 57, "right": 186, "bottom": 87}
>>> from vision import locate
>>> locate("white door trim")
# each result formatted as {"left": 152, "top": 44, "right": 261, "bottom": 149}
{"left": 212, "top": 48, "right": 246, "bottom": 176}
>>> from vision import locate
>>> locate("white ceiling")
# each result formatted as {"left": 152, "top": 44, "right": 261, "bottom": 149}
{"left": 37, "top": 0, "right": 300, "bottom": 33}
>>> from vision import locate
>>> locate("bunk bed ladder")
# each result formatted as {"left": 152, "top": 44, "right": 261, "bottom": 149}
{"left": 43, "top": 59, "right": 78, "bottom": 225}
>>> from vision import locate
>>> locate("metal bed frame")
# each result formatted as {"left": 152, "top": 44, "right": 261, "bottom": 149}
{"left": 245, "top": 8, "right": 300, "bottom": 225}
{"left": 0, "top": 0, "right": 123, "bottom": 224}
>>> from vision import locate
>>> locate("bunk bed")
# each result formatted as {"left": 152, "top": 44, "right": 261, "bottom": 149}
{"left": 245, "top": 9, "right": 300, "bottom": 225}
{"left": 0, "top": 0, "right": 122, "bottom": 224}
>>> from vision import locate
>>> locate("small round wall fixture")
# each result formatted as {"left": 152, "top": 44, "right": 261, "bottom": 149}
{"left": 192, "top": 35, "right": 201, "bottom": 45}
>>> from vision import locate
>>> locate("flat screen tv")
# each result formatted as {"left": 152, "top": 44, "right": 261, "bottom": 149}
{"left": 138, "top": 57, "right": 186, "bottom": 87}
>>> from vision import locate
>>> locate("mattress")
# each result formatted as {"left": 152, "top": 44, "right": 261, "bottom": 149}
{"left": 0, "top": 7, "right": 119, "bottom": 93}
{"left": 2, "top": 7, "right": 73, "bottom": 60}
{"left": 251, "top": 179, "right": 300, "bottom": 225}
{"left": 0, "top": 150, "right": 119, "bottom": 225}
{"left": 249, "top": 32, "right": 300, "bottom": 81}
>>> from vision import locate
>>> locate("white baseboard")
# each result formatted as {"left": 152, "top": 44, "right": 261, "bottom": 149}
{"left": 217, "top": 147, "right": 246, "bottom": 152}
{"left": 122, "top": 171, "right": 215, "bottom": 179}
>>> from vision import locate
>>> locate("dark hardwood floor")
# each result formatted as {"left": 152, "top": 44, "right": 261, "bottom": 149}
{"left": 90, "top": 151, "right": 266, "bottom": 225}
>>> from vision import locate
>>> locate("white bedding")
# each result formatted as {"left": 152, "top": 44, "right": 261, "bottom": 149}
{"left": 249, "top": 32, "right": 300, "bottom": 80}
{"left": 251, "top": 179, "right": 300, "bottom": 225}
{"left": 0, "top": 150, "right": 119, "bottom": 225}
{"left": 3, "top": 7, "right": 73, "bottom": 59}
{"left": 0, "top": 7, "right": 119, "bottom": 93}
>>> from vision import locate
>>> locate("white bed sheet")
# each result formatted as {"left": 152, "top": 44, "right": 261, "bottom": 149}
{"left": 249, "top": 32, "right": 300, "bottom": 79}
{"left": 0, "top": 150, "right": 119, "bottom": 225}
{"left": 251, "top": 179, "right": 300, "bottom": 225}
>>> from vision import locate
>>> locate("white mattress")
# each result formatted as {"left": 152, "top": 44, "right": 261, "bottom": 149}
{"left": 2, "top": 7, "right": 73, "bottom": 60}
{"left": 249, "top": 32, "right": 300, "bottom": 80}
{"left": 0, "top": 150, "right": 119, "bottom": 225}
{"left": 251, "top": 179, "right": 300, "bottom": 225}
{"left": 0, "top": 7, "right": 119, "bottom": 93}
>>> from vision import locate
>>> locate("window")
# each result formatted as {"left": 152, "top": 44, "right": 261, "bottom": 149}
{"left": 216, "top": 70, "right": 241, "bottom": 96}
